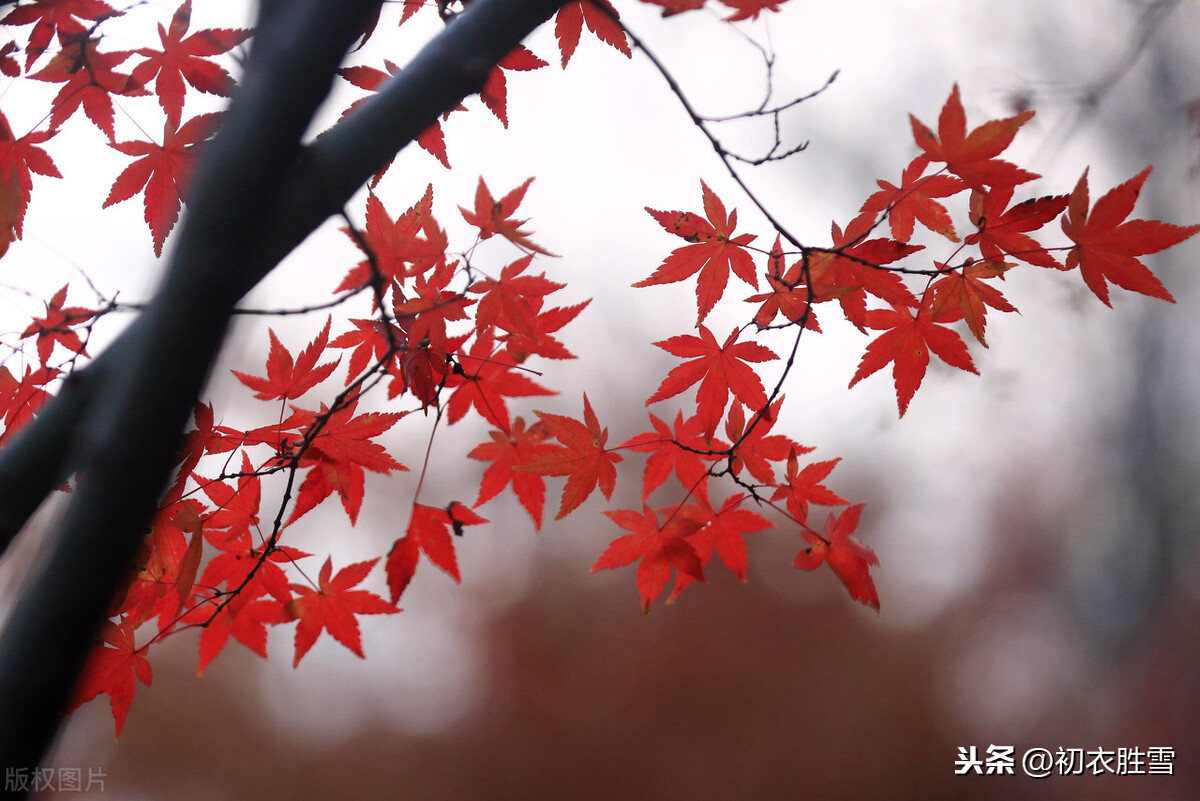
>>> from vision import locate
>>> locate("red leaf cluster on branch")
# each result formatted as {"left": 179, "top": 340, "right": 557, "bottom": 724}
{"left": 0, "top": 0, "right": 1194, "bottom": 740}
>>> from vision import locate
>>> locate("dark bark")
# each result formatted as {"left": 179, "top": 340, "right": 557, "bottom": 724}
{"left": 0, "top": 0, "right": 569, "bottom": 782}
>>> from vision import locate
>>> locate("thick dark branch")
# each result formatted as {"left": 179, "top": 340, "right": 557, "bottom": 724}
{"left": 0, "top": 0, "right": 384, "bottom": 777}
{"left": 0, "top": 0, "right": 571, "bottom": 778}
{"left": 0, "top": 0, "right": 571, "bottom": 555}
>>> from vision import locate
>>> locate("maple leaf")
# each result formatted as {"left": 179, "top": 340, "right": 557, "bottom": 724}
{"left": 498, "top": 297, "right": 591, "bottom": 363}
{"left": 1, "top": 0, "right": 120, "bottom": 69}
{"left": 638, "top": 0, "right": 706, "bottom": 15}
{"left": 554, "top": 0, "right": 630, "bottom": 68}
{"left": 593, "top": 505, "right": 705, "bottom": 613}
{"left": 445, "top": 330, "right": 556, "bottom": 431}
{"left": 287, "top": 557, "right": 399, "bottom": 667}
{"left": 69, "top": 618, "right": 152, "bottom": 737}
{"left": 20, "top": 283, "right": 93, "bottom": 364}
{"left": 392, "top": 259, "right": 475, "bottom": 362}
{"left": 619, "top": 411, "right": 725, "bottom": 500}
{"left": 807, "top": 211, "right": 921, "bottom": 330}
{"left": 794, "top": 503, "right": 879, "bottom": 610}
{"left": 232, "top": 317, "right": 340, "bottom": 401}
{"left": 965, "top": 187, "right": 1068, "bottom": 269}
{"left": 745, "top": 237, "right": 822, "bottom": 330}
{"left": 459, "top": 176, "right": 555, "bottom": 256}
{"left": 469, "top": 254, "right": 565, "bottom": 337}
{"left": 1061, "top": 167, "right": 1200, "bottom": 306}
{"left": 29, "top": 35, "right": 147, "bottom": 139}
{"left": 330, "top": 318, "right": 405, "bottom": 383}
{"left": 199, "top": 541, "right": 307, "bottom": 609}
{"left": 718, "top": 0, "right": 789, "bottom": 22}
{"left": 287, "top": 400, "right": 408, "bottom": 525}
{"left": 910, "top": 84, "right": 1037, "bottom": 190}
{"left": 130, "top": 0, "right": 252, "bottom": 128}
{"left": 191, "top": 585, "right": 281, "bottom": 676}
{"left": 0, "top": 110, "right": 61, "bottom": 238}
{"left": 636, "top": 180, "right": 759, "bottom": 323}
{"left": 469, "top": 417, "right": 556, "bottom": 529}
{"left": 480, "top": 45, "right": 548, "bottom": 127}
{"left": 771, "top": 447, "right": 847, "bottom": 520}
{"left": 724, "top": 398, "right": 799, "bottom": 486}
{"left": 848, "top": 297, "right": 977, "bottom": 416}
{"left": 336, "top": 187, "right": 448, "bottom": 294}
{"left": 0, "top": 41, "right": 18, "bottom": 77}
{"left": 860, "top": 156, "right": 965, "bottom": 243}
{"left": 104, "top": 112, "right": 221, "bottom": 256}
{"left": 670, "top": 488, "right": 771, "bottom": 603}
{"left": 198, "top": 453, "right": 261, "bottom": 548}
{"left": 0, "top": 364, "right": 57, "bottom": 443}
{"left": 520, "top": 394, "right": 623, "bottom": 519}
{"left": 113, "top": 500, "right": 205, "bottom": 630}
{"left": 927, "top": 259, "right": 1016, "bottom": 347}
{"left": 385, "top": 502, "right": 487, "bottom": 603}
{"left": 646, "top": 325, "right": 778, "bottom": 437}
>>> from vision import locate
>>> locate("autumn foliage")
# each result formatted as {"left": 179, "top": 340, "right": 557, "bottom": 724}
{"left": 0, "top": 0, "right": 1195, "bottom": 740}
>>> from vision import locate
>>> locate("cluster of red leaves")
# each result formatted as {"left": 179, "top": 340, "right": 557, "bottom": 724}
{"left": 0, "top": 0, "right": 1196, "bottom": 739}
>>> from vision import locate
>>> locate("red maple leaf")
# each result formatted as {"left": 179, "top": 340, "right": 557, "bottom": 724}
{"left": 104, "top": 112, "right": 221, "bottom": 256}
{"left": 0, "top": 109, "right": 61, "bottom": 238}
{"left": 723, "top": 398, "right": 799, "bottom": 486}
{"left": 646, "top": 324, "right": 778, "bottom": 437}
{"left": 385, "top": 502, "right": 487, "bottom": 603}
{"left": 745, "top": 237, "right": 823, "bottom": 330}
{"left": 0, "top": 364, "right": 58, "bottom": 443}
{"left": 860, "top": 156, "right": 965, "bottom": 243}
{"left": 794, "top": 503, "right": 879, "bottom": 610}
{"left": 469, "top": 417, "right": 556, "bottom": 529}
{"left": 718, "top": 0, "right": 789, "bottom": 22}
{"left": 459, "top": 176, "right": 555, "bottom": 256}
{"left": 445, "top": 330, "right": 556, "bottom": 431}
{"left": 198, "top": 453, "right": 261, "bottom": 548}
{"left": 927, "top": 259, "right": 1016, "bottom": 347}
{"left": 554, "top": 0, "right": 630, "bottom": 68}
{"left": 20, "top": 283, "right": 93, "bottom": 364}
{"left": 592, "top": 505, "right": 705, "bottom": 613}
{"left": 232, "top": 317, "right": 341, "bottom": 401}
{"left": 29, "top": 34, "right": 147, "bottom": 139}
{"left": 1, "top": 0, "right": 120, "bottom": 69}
{"left": 69, "top": 618, "right": 152, "bottom": 737}
{"left": 1061, "top": 167, "right": 1200, "bottom": 306}
{"left": 191, "top": 585, "right": 282, "bottom": 676}
{"left": 497, "top": 297, "right": 590, "bottom": 363}
{"left": 130, "top": 0, "right": 251, "bottom": 127}
{"left": 336, "top": 187, "right": 448, "bottom": 294}
{"left": 520, "top": 394, "right": 623, "bottom": 519}
{"left": 637, "top": 0, "right": 706, "bottom": 15}
{"left": 672, "top": 488, "right": 770, "bottom": 600}
{"left": 287, "top": 400, "right": 408, "bottom": 525}
{"left": 619, "top": 411, "right": 725, "bottom": 501}
{"left": 480, "top": 45, "right": 548, "bottom": 128}
{"left": 770, "top": 447, "right": 847, "bottom": 520}
{"left": 965, "top": 187, "right": 1069, "bottom": 269}
{"left": 910, "top": 84, "right": 1037, "bottom": 190}
{"left": 806, "top": 211, "right": 921, "bottom": 330}
{"left": 848, "top": 297, "right": 977, "bottom": 416}
{"left": 287, "top": 557, "right": 399, "bottom": 666}
{"left": 636, "top": 180, "right": 758, "bottom": 323}
{"left": 470, "top": 254, "right": 565, "bottom": 337}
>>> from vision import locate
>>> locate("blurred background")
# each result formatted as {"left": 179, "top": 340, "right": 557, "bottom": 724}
{"left": 2, "top": 0, "right": 1199, "bottom": 798}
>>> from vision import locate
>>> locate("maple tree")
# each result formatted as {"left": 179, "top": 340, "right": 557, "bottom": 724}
{"left": 0, "top": 0, "right": 1195, "bottom": 783}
